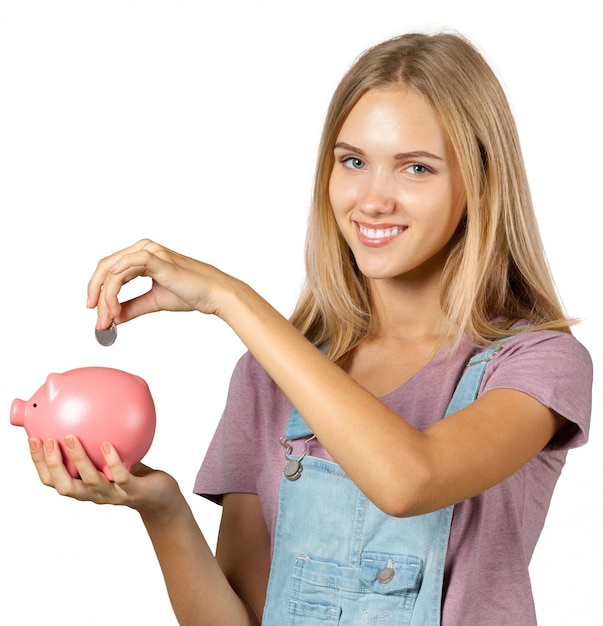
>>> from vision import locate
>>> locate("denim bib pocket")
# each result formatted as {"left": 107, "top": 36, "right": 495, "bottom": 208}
{"left": 286, "top": 552, "right": 423, "bottom": 625}
{"left": 360, "top": 551, "right": 423, "bottom": 597}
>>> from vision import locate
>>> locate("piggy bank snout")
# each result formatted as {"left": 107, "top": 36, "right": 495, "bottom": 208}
{"left": 10, "top": 398, "right": 27, "bottom": 427}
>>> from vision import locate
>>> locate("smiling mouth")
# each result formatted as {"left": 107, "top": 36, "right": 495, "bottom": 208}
{"left": 358, "top": 224, "right": 406, "bottom": 239}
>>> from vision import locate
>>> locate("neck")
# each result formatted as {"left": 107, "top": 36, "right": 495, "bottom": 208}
{"left": 367, "top": 275, "right": 446, "bottom": 343}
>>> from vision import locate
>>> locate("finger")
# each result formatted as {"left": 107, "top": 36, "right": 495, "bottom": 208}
{"left": 42, "top": 436, "right": 109, "bottom": 502}
{"left": 104, "top": 262, "right": 172, "bottom": 319}
{"left": 59, "top": 437, "right": 129, "bottom": 503}
{"left": 70, "top": 438, "right": 137, "bottom": 498}
{"left": 96, "top": 248, "right": 167, "bottom": 326}
{"left": 30, "top": 437, "right": 86, "bottom": 496}
{"left": 107, "top": 247, "right": 167, "bottom": 284}
{"left": 87, "top": 238, "right": 154, "bottom": 310}
{"left": 28, "top": 437, "right": 52, "bottom": 485}
{"left": 108, "top": 289, "right": 162, "bottom": 325}
{"left": 102, "top": 260, "right": 154, "bottom": 315}
{"left": 99, "top": 442, "right": 134, "bottom": 486}
{"left": 64, "top": 435, "right": 111, "bottom": 485}
{"left": 42, "top": 438, "right": 83, "bottom": 496}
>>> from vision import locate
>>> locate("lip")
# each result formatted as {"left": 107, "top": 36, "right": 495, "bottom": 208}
{"left": 355, "top": 221, "right": 407, "bottom": 247}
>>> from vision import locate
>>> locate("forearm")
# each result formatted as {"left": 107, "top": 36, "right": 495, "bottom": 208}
{"left": 89, "top": 241, "right": 422, "bottom": 509}
{"left": 140, "top": 495, "right": 257, "bottom": 626}
{"left": 216, "top": 280, "right": 561, "bottom": 517}
{"left": 216, "top": 279, "right": 428, "bottom": 513}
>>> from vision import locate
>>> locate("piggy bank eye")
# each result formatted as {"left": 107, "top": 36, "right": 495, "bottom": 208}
{"left": 33, "top": 403, "right": 38, "bottom": 408}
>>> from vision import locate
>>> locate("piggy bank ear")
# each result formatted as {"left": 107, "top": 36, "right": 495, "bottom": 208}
{"left": 45, "top": 373, "right": 65, "bottom": 401}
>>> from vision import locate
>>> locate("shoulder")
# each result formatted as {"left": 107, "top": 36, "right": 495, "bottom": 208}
{"left": 482, "top": 329, "right": 592, "bottom": 449}
{"left": 224, "top": 351, "right": 289, "bottom": 428}
{"left": 487, "top": 329, "right": 592, "bottom": 382}
{"left": 227, "top": 350, "right": 279, "bottom": 398}
{"left": 499, "top": 327, "right": 590, "bottom": 361}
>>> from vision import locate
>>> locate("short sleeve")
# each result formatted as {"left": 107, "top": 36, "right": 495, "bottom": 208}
{"left": 193, "top": 351, "right": 288, "bottom": 504}
{"left": 480, "top": 330, "right": 593, "bottom": 450}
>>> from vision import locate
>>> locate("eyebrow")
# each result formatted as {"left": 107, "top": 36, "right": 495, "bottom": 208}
{"left": 334, "top": 142, "right": 443, "bottom": 161}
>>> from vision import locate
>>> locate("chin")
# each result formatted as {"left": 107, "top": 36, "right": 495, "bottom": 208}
{"left": 356, "top": 265, "right": 402, "bottom": 281}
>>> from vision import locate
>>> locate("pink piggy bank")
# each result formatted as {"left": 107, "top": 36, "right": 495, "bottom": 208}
{"left": 11, "top": 367, "right": 156, "bottom": 480}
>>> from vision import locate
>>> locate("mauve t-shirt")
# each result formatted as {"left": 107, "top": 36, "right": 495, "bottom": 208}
{"left": 194, "top": 330, "right": 592, "bottom": 625}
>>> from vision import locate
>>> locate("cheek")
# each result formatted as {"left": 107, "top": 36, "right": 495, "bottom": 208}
{"left": 431, "top": 184, "right": 466, "bottom": 224}
{"left": 328, "top": 171, "right": 357, "bottom": 213}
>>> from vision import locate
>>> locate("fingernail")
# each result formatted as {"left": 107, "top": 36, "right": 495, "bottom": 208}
{"left": 65, "top": 436, "right": 75, "bottom": 450}
{"left": 101, "top": 442, "right": 112, "bottom": 455}
{"left": 44, "top": 439, "right": 55, "bottom": 453}
{"left": 28, "top": 438, "right": 39, "bottom": 451}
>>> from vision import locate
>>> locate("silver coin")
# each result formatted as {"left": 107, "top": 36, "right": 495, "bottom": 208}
{"left": 95, "top": 322, "right": 117, "bottom": 346}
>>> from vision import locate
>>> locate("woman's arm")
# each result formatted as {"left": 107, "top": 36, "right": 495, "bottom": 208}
{"left": 217, "top": 281, "right": 565, "bottom": 516}
{"left": 140, "top": 494, "right": 266, "bottom": 626}
{"left": 215, "top": 494, "right": 272, "bottom": 623}
{"left": 87, "top": 240, "right": 565, "bottom": 517}
{"left": 29, "top": 436, "right": 260, "bottom": 626}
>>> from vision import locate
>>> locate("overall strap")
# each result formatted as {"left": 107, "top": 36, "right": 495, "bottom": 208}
{"left": 445, "top": 336, "right": 516, "bottom": 416}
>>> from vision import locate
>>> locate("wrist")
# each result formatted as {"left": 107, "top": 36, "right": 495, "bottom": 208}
{"left": 135, "top": 475, "right": 188, "bottom": 527}
{"left": 213, "top": 275, "right": 259, "bottom": 326}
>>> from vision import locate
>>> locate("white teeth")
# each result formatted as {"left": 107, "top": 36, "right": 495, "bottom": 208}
{"left": 359, "top": 225, "right": 404, "bottom": 239}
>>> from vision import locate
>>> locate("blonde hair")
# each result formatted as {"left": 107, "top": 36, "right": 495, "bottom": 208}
{"left": 290, "top": 32, "right": 573, "bottom": 366}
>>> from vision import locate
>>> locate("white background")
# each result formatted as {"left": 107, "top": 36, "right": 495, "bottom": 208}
{"left": 1, "top": 1, "right": 600, "bottom": 624}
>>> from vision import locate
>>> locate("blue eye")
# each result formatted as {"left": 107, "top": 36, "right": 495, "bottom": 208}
{"left": 342, "top": 157, "right": 366, "bottom": 170}
{"left": 406, "top": 163, "right": 431, "bottom": 175}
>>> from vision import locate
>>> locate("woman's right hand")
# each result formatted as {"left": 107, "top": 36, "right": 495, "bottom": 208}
{"left": 28, "top": 435, "right": 182, "bottom": 519}
{"left": 87, "top": 238, "right": 238, "bottom": 331}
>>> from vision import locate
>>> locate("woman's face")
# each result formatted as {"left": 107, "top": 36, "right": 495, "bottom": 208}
{"left": 329, "top": 85, "right": 466, "bottom": 285}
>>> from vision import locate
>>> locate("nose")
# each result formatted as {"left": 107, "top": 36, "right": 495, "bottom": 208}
{"left": 10, "top": 398, "right": 26, "bottom": 426}
{"left": 357, "top": 171, "right": 397, "bottom": 216}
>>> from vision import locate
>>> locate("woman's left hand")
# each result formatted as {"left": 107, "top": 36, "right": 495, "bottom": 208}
{"left": 87, "top": 239, "right": 234, "bottom": 330}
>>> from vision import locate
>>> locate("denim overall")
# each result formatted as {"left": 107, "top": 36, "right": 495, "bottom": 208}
{"left": 262, "top": 340, "right": 510, "bottom": 625}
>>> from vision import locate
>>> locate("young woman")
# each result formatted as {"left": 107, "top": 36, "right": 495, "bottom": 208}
{"left": 28, "top": 32, "right": 592, "bottom": 625}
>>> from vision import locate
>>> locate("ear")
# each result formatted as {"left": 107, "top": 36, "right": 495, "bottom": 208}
{"left": 45, "top": 373, "right": 65, "bottom": 402}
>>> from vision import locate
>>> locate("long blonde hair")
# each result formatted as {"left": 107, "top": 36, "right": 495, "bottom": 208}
{"left": 290, "top": 32, "right": 572, "bottom": 367}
